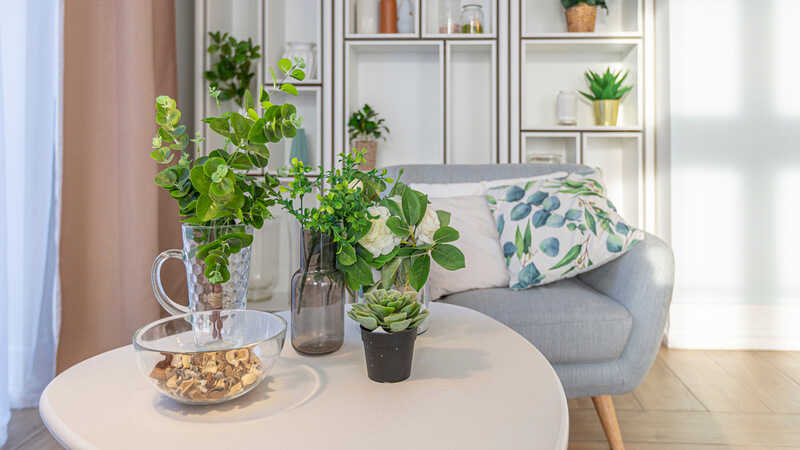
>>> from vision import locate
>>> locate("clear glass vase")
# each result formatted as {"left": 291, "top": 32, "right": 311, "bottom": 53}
{"left": 291, "top": 229, "right": 345, "bottom": 355}
{"left": 152, "top": 223, "right": 252, "bottom": 316}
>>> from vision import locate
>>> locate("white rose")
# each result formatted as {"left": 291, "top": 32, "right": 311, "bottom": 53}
{"left": 358, "top": 206, "right": 401, "bottom": 258}
{"left": 415, "top": 206, "right": 440, "bottom": 245}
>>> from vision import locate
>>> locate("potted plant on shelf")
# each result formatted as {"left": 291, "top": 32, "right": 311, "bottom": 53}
{"left": 579, "top": 67, "right": 632, "bottom": 126}
{"left": 348, "top": 104, "right": 390, "bottom": 171}
{"left": 149, "top": 58, "right": 304, "bottom": 327}
{"left": 561, "top": 0, "right": 608, "bottom": 33}
{"left": 278, "top": 150, "right": 395, "bottom": 355}
{"left": 348, "top": 289, "right": 429, "bottom": 383}
{"left": 203, "top": 31, "right": 262, "bottom": 108}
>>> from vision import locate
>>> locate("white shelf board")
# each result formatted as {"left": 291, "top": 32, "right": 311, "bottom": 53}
{"left": 423, "top": 33, "right": 497, "bottom": 39}
{"left": 521, "top": 125, "right": 643, "bottom": 132}
{"left": 345, "top": 33, "right": 420, "bottom": 40}
{"left": 522, "top": 39, "right": 642, "bottom": 130}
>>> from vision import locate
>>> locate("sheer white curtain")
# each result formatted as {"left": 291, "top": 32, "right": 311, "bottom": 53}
{"left": 0, "top": 0, "right": 62, "bottom": 445}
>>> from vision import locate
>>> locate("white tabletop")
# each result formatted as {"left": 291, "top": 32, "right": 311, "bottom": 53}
{"left": 40, "top": 303, "right": 568, "bottom": 450}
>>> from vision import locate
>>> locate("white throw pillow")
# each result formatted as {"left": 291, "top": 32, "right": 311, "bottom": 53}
{"left": 426, "top": 195, "right": 509, "bottom": 299}
{"left": 408, "top": 181, "right": 484, "bottom": 198}
{"left": 486, "top": 169, "right": 644, "bottom": 289}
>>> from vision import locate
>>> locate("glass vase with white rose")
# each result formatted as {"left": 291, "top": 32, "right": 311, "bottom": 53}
{"left": 356, "top": 177, "right": 466, "bottom": 334}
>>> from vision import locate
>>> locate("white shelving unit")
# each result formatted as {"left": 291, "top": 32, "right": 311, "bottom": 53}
{"left": 521, "top": 131, "right": 580, "bottom": 164}
{"left": 582, "top": 132, "right": 643, "bottom": 227}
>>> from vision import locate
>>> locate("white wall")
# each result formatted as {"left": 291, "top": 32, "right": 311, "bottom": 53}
{"left": 662, "top": 0, "right": 800, "bottom": 349}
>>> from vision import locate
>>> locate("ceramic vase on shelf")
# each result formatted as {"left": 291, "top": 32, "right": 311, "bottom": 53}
{"left": 282, "top": 42, "right": 316, "bottom": 81}
{"left": 291, "top": 229, "right": 345, "bottom": 355}
{"left": 352, "top": 140, "right": 377, "bottom": 170}
{"left": 357, "top": 0, "right": 379, "bottom": 34}
{"left": 565, "top": 3, "right": 597, "bottom": 32}
{"left": 380, "top": 0, "right": 398, "bottom": 33}
{"left": 557, "top": 91, "right": 577, "bottom": 125}
{"left": 397, "top": 0, "right": 414, "bottom": 33}
{"left": 593, "top": 99, "right": 620, "bottom": 126}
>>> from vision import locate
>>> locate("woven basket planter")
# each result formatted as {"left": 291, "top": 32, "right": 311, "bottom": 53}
{"left": 352, "top": 140, "right": 378, "bottom": 171}
{"left": 565, "top": 3, "right": 597, "bottom": 32}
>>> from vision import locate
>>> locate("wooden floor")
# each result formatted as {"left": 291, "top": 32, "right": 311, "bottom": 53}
{"left": 5, "top": 348, "right": 800, "bottom": 449}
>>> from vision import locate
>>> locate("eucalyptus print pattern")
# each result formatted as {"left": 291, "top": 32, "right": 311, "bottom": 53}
{"left": 487, "top": 169, "right": 643, "bottom": 290}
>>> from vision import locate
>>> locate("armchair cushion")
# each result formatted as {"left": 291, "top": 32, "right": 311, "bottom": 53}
{"left": 441, "top": 277, "right": 632, "bottom": 364}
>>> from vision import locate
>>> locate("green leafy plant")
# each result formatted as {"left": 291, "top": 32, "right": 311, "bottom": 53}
{"left": 151, "top": 58, "right": 305, "bottom": 284}
{"left": 578, "top": 68, "right": 632, "bottom": 101}
{"left": 366, "top": 179, "right": 466, "bottom": 294}
{"left": 561, "top": 0, "right": 608, "bottom": 12}
{"left": 279, "top": 150, "right": 394, "bottom": 291}
{"left": 348, "top": 104, "right": 390, "bottom": 142}
{"left": 347, "top": 289, "right": 430, "bottom": 332}
{"left": 203, "top": 31, "right": 262, "bottom": 107}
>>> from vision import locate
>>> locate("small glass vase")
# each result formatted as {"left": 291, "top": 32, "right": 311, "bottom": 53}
{"left": 291, "top": 229, "right": 345, "bottom": 355}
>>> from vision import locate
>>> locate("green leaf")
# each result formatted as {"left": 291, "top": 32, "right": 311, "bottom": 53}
{"left": 203, "top": 157, "right": 227, "bottom": 177}
{"left": 206, "top": 117, "right": 230, "bottom": 137}
{"left": 230, "top": 112, "right": 251, "bottom": 138}
{"left": 436, "top": 210, "right": 451, "bottom": 227}
{"left": 154, "top": 168, "right": 177, "bottom": 188}
{"left": 389, "top": 319, "right": 412, "bottom": 332}
{"left": 386, "top": 216, "right": 410, "bottom": 238}
{"left": 409, "top": 254, "right": 431, "bottom": 291}
{"left": 431, "top": 244, "right": 466, "bottom": 271}
{"left": 381, "top": 257, "right": 402, "bottom": 289}
{"left": 190, "top": 166, "right": 211, "bottom": 194}
{"left": 243, "top": 89, "right": 254, "bottom": 111}
{"left": 515, "top": 226, "right": 524, "bottom": 259}
{"left": 433, "top": 226, "right": 459, "bottom": 243}
{"left": 280, "top": 83, "right": 298, "bottom": 96}
{"left": 523, "top": 222, "right": 532, "bottom": 253}
{"left": 402, "top": 188, "right": 427, "bottom": 226}
{"left": 291, "top": 68, "right": 306, "bottom": 81}
{"left": 278, "top": 58, "right": 292, "bottom": 73}
{"left": 585, "top": 209, "right": 597, "bottom": 235}
{"left": 337, "top": 243, "right": 357, "bottom": 266}
{"left": 550, "top": 244, "right": 582, "bottom": 270}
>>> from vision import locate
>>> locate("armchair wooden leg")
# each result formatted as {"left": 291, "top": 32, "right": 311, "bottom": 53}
{"left": 591, "top": 395, "right": 625, "bottom": 450}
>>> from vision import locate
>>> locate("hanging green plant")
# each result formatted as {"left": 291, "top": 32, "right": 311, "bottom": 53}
{"left": 203, "top": 31, "right": 261, "bottom": 107}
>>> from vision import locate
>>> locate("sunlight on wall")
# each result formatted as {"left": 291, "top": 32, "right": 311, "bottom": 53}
{"left": 671, "top": 168, "right": 743, "bottom": 304}
{"left": 774, "top": 0, "right": 800, "bottom": 117}
{"left": 775, "top": 170, "right": 800, "bottom": 301}
{"left": 669, "top": 0, "right": 740, "bottom": 117}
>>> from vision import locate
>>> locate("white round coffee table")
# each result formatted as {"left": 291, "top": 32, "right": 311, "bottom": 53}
{"left": 40, "top": 303, "right": 568, "bottom": 449}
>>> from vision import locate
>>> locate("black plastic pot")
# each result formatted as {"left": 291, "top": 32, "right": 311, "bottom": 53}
{"left": 360, "top": 326, "right": 417, "bottom": 383}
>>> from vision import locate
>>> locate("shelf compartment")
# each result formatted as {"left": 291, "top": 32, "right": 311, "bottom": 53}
{"left": 263, "top": 0, "right": 322, "bottom": 84}
{"left": 522, "top": 0, "right": 641, "bottom": 37}
{"left": 345, "top": 0, "right": 420, "bottom": 39}
{"left": 522, "top": 132, "right": 580, "bottom": 164}
{"left": 264, "top": 86, "right": 323, "bottom": 176}
{"left": 446, "top": 41, "right": 496, "bottom": 164}
{"left": 581, "top": 132, "right": 642, "bottom": 227}
{"left": 345, "top": 41, "right": 444, "bottom": 167}
{"left": 422, "top": 0, "right": 496, "bottom": 39}
{"left": 522, "top": 39, "right": 641, "bottom": 130}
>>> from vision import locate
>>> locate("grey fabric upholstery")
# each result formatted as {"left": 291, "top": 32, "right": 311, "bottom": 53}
{"left": 442, "top": 279, "right": 632, "bottom": 365}
{"left": 384, "top": 164, "right": 675, "bottom": 399}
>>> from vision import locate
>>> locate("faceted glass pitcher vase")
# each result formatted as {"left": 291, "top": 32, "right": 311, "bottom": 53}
{"left": 291, "top": 229, "right": 345, "bottom": 355}
{"left": 152, "top": 224, "right": 253, "bottom": 316}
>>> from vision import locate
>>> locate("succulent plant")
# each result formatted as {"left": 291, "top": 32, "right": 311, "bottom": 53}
{"left": 579, "top": 68, "right": 633, "bottom": 101}
{"left": 347, "top": 289, "right": 429, "bottom": 333}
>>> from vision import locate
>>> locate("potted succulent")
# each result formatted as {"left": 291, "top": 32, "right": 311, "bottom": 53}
{"left": 348, "top": 104, "right": 390, "bottom": 171}
{"left": 561, "top": 0, "right": 608, "bottom": 33}
{"left": 348, "top": 289, "right": 429, "bottom": 382}
{"left": 579, "top": 68, "right": 632, "bottom": 126}
{"left": 203, "top": 31, "right": 262, "bottom": 108}
{"left": 149, "top": 58, "right": 304, "bottom": 323}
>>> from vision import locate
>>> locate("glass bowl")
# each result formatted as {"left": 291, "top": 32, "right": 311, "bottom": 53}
{"left": 133, "top": 309, "right": 286, "bottom": 405}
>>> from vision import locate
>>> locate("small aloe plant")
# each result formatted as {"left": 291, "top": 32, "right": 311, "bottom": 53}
{"left": 579, "top": 68, "right": 633, "bottom": 101}
{"left": 348, "top": 289, "right": 429, "bottom": 333}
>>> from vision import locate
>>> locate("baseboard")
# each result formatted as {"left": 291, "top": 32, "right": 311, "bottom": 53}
{"left": 667, "top": 303, "right": 800, "bottom": 350}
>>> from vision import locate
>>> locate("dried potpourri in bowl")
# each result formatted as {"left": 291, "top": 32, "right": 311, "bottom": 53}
{"left": 133, "top": 309, "right": 286, "bottom": 405}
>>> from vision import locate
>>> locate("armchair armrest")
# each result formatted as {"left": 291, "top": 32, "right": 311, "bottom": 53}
{"left": 577, "top": 232, "right": 675, "bottom": 391}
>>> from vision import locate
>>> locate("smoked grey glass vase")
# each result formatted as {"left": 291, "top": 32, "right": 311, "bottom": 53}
{"left": 291, "top": 229, "right": 345, "bottom": 355}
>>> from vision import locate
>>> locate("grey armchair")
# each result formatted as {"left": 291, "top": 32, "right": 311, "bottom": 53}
{"left": 385, "top": 164, "right": 675, "bottom": 450}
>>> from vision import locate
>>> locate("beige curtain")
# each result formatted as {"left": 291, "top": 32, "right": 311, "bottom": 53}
{"left": 59, "top": 0, "right": 183, "bottom": 372}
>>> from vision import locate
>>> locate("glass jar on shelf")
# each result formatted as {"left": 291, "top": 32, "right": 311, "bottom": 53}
{"left": 438, "top": 0, "right": 461, "bottom": 34}
{"left": 460, "top": 4, "right": 484, "bottom": 34}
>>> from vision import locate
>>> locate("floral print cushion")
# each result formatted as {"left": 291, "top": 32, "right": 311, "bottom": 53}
{"left": 486, "top": 169, "right": 644, "bottom": 290}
